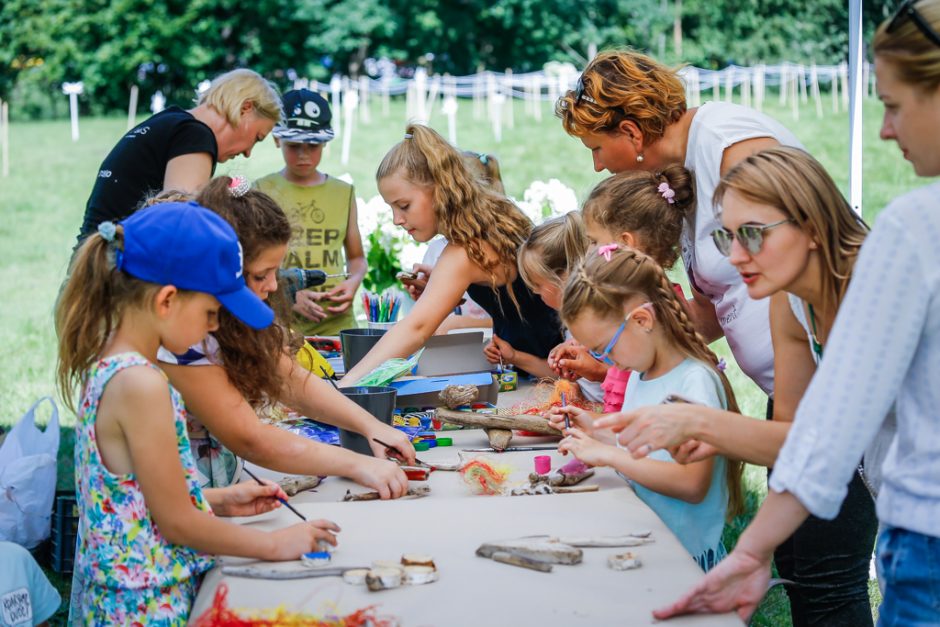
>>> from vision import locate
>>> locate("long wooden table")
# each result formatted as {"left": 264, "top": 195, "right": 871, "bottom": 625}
{"left": 189, "top": 387, "right": 740, "bottom": 625}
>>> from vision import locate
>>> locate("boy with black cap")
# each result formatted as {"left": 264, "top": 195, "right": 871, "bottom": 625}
{"left": 255, "top": 89, "right": 366, "bottom": 336}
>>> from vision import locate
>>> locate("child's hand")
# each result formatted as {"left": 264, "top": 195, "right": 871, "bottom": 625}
{"left": 211, "top": 480, "right": 288, "bottom": 517}
{"left": 557, "top": 428, "right": 612, "bottom": 467}
{"left": 549, "top": 343, "right": 609, "bottom": 382}
{"left": 267, "top": 519, "right": 341, "bottom": 561}
{"left": 547, "top": 339, "right": 580, "bottom": 379}
{"left": 367, "top": 423, "right": 416, "bottom": 465}
{"left": 325, "top": 279, "right": 361, "bottom": 313}
{"left": 350, "top": 457, "right": 409, "bottom": 499}
{"left": 484, "top": 334, "right": 515, "bottom": 364}
{"left": 400, "top": 263, "right": 432, "bottom": 300}
{"left": 293, "top": 290, "right": 328, "bottom": 322}
{"left": 546, "top": 405, "right": 596, "bottom": 435}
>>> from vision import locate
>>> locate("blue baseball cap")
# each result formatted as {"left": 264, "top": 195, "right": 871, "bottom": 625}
{"left": 116, "top": 201, "right": 274, "bottom": 330}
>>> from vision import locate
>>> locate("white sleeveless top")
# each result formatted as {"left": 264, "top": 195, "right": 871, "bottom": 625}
{"left": 682, "top": 102, "right": 803, "bottom": 395}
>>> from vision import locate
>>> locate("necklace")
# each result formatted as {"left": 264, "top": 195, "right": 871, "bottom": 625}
{"left": 807, "top": 303, "right": 824, "bottom": 361}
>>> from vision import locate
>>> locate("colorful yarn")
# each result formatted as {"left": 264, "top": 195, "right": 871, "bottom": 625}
{"left": 192, "top": 584, "right": 398, "bottom": 627}
{"left": 459, "top": 457, "right": 513, "bottom": 495}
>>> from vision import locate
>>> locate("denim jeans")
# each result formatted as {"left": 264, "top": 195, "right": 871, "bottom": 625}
{"left": 877, "top": 526, "right": 940, "bottom": 626}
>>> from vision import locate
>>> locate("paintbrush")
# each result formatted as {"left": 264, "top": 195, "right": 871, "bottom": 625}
{"left": 561, "top": 391, "right": 570, "bottom": 430}
{"left": 319, "top": 365, "right": 340, "bottom": 390}
{"left": 372, "top": 437, "right": 429, "bottom": 468}
{"left": 462, "top": 445, "right": 560, "bottom": 453}
{"left": 242, "top": 466, "right": 308, "bottom": 522}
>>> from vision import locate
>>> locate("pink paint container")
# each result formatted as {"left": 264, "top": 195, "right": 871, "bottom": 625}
{"left": 534, "top": 455, "right": 551, "bottom": 475}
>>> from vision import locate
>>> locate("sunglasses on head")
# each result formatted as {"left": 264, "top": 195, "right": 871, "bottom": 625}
{"left": 574, "top": 76, "right": 599, "bottom": 105}
{"left": 710, "top": 219, "right": 795, "bottom": 256}
{"left": 888, "top": 0, "right": 940, "bottom": 48}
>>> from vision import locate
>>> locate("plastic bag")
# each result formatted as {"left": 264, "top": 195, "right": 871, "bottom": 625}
{"left": 0, "top": 397, "right": 59, "bottom": 549}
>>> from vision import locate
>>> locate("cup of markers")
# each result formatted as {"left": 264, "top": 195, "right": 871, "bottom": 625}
{"left": 364, "top": 290, "right": 403, "bottom": 330}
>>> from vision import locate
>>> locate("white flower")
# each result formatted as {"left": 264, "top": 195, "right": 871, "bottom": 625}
{"left": 515, "top": 179, "right": 578, "bottom": 222}
{"left": 399, "top": 241, "right": 427, "bottom": 270}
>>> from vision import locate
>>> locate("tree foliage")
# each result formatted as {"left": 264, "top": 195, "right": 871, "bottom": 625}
{"left": 0, "top": 0, "right": 890, "bottom": 118}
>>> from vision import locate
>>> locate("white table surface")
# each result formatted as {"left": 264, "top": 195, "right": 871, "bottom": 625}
{"left": 189, "top": 385, "right": 740, "bottom": 626}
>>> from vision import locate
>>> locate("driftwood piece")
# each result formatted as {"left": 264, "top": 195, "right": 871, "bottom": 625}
{"left": 438, "top": 384, "right": 479, "bottom": 409}
{"left": 489, "top": 551, "right": 554, "bottom": 573}
{"left": 342, "top": 485, "right": 430, "bottom": 502}
{"left": 278, "top": 475, "right": 322, "bottom": 496}
{"left": 608, "top": 552, "right": 642, "bottom": 571}
{"left": 221, "top": 565, "right": 362, "bottom": 580}
{"left": 506, "top": 484, "right": 600, "bottom": 496}
{"left": 528, "top": 467, "right": 595, "bottom": 487}
{"left": 435, "top": 408, "right": 561, "bottom": 436}
{"left": 476, "top": 537, "right": 583, "bottom": 565}
{"left": 486, "top": 428, "right": 513, "bottom": 451}
{"left": 553, "top": 533, "right": 654, "bottom": 548}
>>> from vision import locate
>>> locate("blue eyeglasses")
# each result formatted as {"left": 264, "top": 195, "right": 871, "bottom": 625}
{"left": 588, "top": 303, "right": 653, "bottom": 364}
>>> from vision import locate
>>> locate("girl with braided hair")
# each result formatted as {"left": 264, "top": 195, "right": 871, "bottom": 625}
{"left": 341, "top": 124, "right": 563, "bottom": 383}
{"left": 552, "top": 244, "right": 743, "bottom": 572}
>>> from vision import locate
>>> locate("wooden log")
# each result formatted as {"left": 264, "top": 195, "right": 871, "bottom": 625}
{"left": 476, "top": 537, "right": 582, "bottom": 564}
{"left": 342, "top": 485, "right": 430, "bottom": 501}
{"left": 435, "top": 408, "right": 561, "bottom": 436}
{"left": 279, "top": 475, "right": 321, "bottom": 496}
{"left": 489, "top": 551, "right": 553, "bottom": 572}
{"left": 486, "top": 428, "right": 513, "bottom": 450}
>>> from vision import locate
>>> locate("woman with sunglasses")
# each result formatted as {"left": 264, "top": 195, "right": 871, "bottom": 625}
{"left": 556, "top": 50, "right": 801, "bottom": 407}
{"left": 642, "top": 1, "right": 940, "bottom": 622}
{"left": 598, "top": 147, "right": 880, "bottom": 625}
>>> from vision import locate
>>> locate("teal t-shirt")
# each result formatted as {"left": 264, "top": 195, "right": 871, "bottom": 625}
{"left": 0, "top": 542, "right": 60, "bottom": 626}
{"left": 618, "top": 358, "right": 730, "bottom": 571}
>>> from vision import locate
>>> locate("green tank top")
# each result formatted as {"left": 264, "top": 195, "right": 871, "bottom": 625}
{"left": 255, "top": 172, "right": 358, "bottom": 336}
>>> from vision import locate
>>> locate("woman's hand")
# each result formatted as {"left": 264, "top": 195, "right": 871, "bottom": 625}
{"left": 400, "top": 263, "right": 432, "bottom": 300}
{"left": 293, "top": 290, "right": 328, "bottom": 322}
{"left": 546, "top": 405, "right": 597, "bottom": 435}
{"left": 367, "top": 423, "right": 417, "bottom": 465}
{"left": 652, "top": 547, "right": 771, "bottom": 621}
{"left": 350, "top": 457, "right": 410, "bottom": 499}
{"left": 208, "top": 479, "right": 288, "bottom": 517}
{"left": 484, "top": 334, "right": 515, "bottom": 364}
{"left": 266, "top": 519, "right": 341, "bottom": 561}
{"left": 594, "top": 403, "right": 699, "bottom": 459}
{"left": 325, "top": 278, "right": 362, "bottom": 314}
{"left": 557, "top": 428, "right": 613, "bottom": 467}
{"left": 670, "top": 439, "right": 719, "bottom": 465}
{"left": 549, "top": 342, "right": 608, "bottom": 382}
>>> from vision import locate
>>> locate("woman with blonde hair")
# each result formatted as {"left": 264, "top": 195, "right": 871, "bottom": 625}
{"left": 602, "top": 147, "right": 879, "bottom": 625}
{"left": 341, "top": 124, "right": 564, "bottom": 383}
{"left": 75, "top": 68, "right": 281, "bottom": 245}
{"left": 650, "top": 3, "right": 940, "bottom": 620}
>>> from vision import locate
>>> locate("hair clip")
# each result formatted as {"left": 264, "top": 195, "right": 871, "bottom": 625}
{"left": 403, "top": 133, "right": 413, "bottom": 139}
{"left": 97, "top": 221, "right": 117, "bottom": 242}
{"left": 479, "top": 153, "right": 489, "bottom": 166}
{"left": 716, "top": 358, "right": 727, "bottom": 372}
{"left": 597, "top": 243, "right": 619, "bottom": 261}
{"left": 229, "top": 176, "right": 250, "bottom": 198}
{"left": 657, "top": 182, "right": 676, "bottom": 205}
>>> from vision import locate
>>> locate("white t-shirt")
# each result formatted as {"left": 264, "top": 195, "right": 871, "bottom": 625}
{"left": 0, "top": 542, "right": 60, "bottom": 626}
{"left": 682, "top": 101, "right": 803, "bottom": 395}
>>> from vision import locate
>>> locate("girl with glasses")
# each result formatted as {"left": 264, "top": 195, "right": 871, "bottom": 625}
{"left": 556, "top": 49, "right": 802, "bottom": 411}
{"left": 646, "top": 1, "right": 940, "bottom": 621}
{"left": 603, "top": 147, "right": 880, "bottom": 626}
{"left": 546, "top": 164, "right": 695, "bottom": 415}
{"left": 551, "top": 245, "right": 743, "bottom": 572}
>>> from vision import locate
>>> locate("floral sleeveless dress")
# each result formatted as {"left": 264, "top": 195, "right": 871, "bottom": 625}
{"left": 71, "top": 353, "right": 216, "bottom": 625}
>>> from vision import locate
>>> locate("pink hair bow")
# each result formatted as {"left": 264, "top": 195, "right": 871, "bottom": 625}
{"left": 658, "top": 182, "right": 676, "bottom": 205}
{"left": 597, "top": 243, "right": 619, "bottom": 261}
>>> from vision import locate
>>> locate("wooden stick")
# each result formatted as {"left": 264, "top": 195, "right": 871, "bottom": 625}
{"left": 222, "top": 565, "right": 364, "bottom": 580}
{"left": 489, "top": 551, "right": 553, "bottom": 573}
{"left": 435, "top": 408, "right": 561, "bottom": 435}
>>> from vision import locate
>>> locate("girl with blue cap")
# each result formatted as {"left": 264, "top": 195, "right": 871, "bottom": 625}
{"left": 56, "top": 202, "right": 339, "bottom": 625}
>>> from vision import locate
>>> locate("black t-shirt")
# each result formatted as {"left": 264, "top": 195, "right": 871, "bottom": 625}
{"left": 76, "top": 106, "right": 218, "bottom": 243}
{"left": 466, "top": 274, "right": 564, "bottom": 362}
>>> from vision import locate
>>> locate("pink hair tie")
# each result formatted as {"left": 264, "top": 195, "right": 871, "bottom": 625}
{"left": 657, "top": 182, "right": 676, "bottom": 205}
{"left": 597, "top": 243, "right": 619, "bottom": 261}
{"left": 229, "top": 176, "right": 250, "bottom": 198}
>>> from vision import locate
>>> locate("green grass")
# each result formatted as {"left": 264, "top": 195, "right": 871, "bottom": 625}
{"left": 0, "top": 95, "right": 920, "bottom": 625}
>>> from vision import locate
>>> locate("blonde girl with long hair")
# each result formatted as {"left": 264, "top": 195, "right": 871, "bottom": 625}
{"left": 486, "top": 212, "right": 592, "bottom": 383}
{"left": 57, "top": 203, "right": 338, "bottom": 624}
{"left": 341, "top": 124, "right": 564, "bottom": 383}
{"left": 552, "top": 245, "right": 744, "bottom": 571}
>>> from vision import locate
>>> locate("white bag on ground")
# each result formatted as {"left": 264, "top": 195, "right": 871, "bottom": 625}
{"left": 0, "top": 397, "right": 59, "bottom": 549}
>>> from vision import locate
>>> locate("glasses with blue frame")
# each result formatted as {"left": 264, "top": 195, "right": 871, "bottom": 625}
{"left": 588, "top": 302, "right": 653, "bottom": 364}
